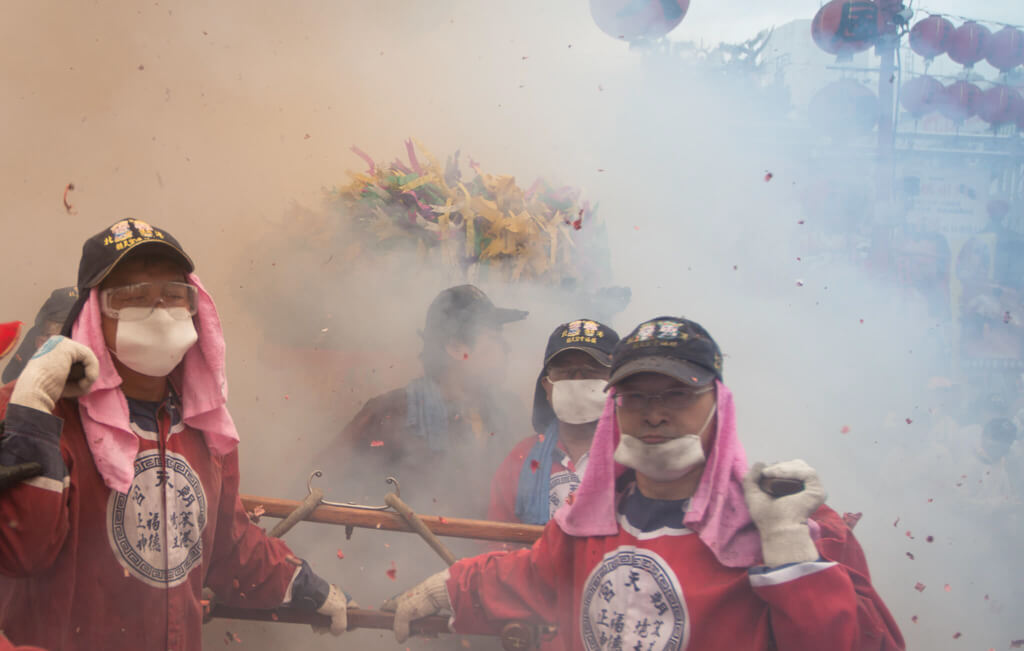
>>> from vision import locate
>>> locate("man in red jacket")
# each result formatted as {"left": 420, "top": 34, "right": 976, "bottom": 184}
{"left": 386, "top": 316, "right": 905, "bottom": 650}
{"left": 488, "top": 319, "right": 619, "bottom": 526}
{"left": 0, "top": 219, "right": 347, "bottom": 650}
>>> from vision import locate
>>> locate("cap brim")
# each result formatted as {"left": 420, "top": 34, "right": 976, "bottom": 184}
{"left": 85, "top": 240, "right": 195, "bottom": 288}
{"left": 544, "top": 346, "right": 612, "bottom": 368}
{"left": 607, "top": 357, "right": 716, "bottom": 388}
{"left": 493, "top": 307, "right": 528, "bottom": 324}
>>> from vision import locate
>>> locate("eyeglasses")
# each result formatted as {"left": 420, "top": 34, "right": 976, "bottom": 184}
{"left": 100, "top": 281, "right": 198, "bottom": 321}
{"left": 613, "top": 386, "right": 714, "bottom": 411}
{"left": 546, "top": 365, "right": 609, "bottom": 381}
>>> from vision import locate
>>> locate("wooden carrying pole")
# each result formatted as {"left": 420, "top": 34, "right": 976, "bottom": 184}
{"left": 208, "top": 605, "right": 451, "bottom": 635}
{"left": 240, "top": 495, "right": 544, "bottom": 545}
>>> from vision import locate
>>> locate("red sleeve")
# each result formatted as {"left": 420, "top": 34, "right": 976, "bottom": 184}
{"left": 446, "top": 520, "right": 571, "bottom": 636}
{"left": 487, "top": 436, "right": 534, "bottom": 524}
{"left": 0, "top": 633, "right": 47, "bottom": 651}
{"left": 0, "top": 384, "right": 72, "bottom": 577}
{"left": 204, "top": 450, "right": 300, "bottom": 608}
{"left": 750, "top": 505, "right": 905, "bottom": 651}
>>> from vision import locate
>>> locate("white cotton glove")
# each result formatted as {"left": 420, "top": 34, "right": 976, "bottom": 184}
{"left": 10, "top": 336, "right": 99, "bottom": 413}
{"left": 314, "top": 584, "right": 348, "bottom": 636}
{"left": 381, "top": 569, "right": 452, "bottom": 644}
{"left": 743, "top": 459, "right": 827, "bottom": 567}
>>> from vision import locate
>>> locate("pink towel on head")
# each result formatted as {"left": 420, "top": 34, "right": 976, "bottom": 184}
{"left": 554, "top": 381, "right": 816, "bottom": 568}
{"left": 71, "top": 273, "right": 239, "bottom": 494}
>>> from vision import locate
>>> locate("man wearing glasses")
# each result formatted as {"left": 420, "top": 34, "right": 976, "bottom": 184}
{"left": 386, "top": 316, "right": 904, "bottom": 650}
{"left": 0, "top": 219, "right": 347, "bottom": 650}
{"left": 488, "top": 319, "right": 619, "bottom": 527}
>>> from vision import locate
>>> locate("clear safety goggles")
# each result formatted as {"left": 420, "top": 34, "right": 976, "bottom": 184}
{"left": 99, "top": 281, "right": 198, "bottom": 321}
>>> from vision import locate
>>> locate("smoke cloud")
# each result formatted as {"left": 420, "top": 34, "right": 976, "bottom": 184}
{"left": 2, "top": 1, "right": 1022, "bottom": 649}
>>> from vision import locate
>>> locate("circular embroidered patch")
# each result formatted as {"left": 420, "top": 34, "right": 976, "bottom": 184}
{"left": 107, "top": 450, "right": 207, "bottom": 588}
{"left": 580, "top": 547, "right": 689, "bottom": 650}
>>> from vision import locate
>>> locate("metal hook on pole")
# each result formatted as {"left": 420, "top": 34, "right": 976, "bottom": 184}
{"left": 307, "top": 470, "right": 400, "bottom": 510}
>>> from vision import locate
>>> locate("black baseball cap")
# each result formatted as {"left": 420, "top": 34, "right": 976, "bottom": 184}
{"left": 76, "top": 218, "right": 194, "bottom": 289}
{"left": 532, "top": 319, "right": 619, "bottom": 432}
{"left": 61, "top": 219, "right": 194, "bottom": 336}
{"left": 423, "top": 285, "right": 527, "bottom": 340}
{"left": 608, "top": 316, "right": 723, "bottom": 388}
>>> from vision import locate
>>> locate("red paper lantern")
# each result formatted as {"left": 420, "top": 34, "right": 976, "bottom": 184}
{"left": 938, "top": 81, "right": 981, "bottom": 122}
{"left": 811, "top": 0, "right": 879, "bottom": 57}
{"left": 985, "top": 26, "right": 1024, "bottom": 72}
{"left": 909, "top": 15, "right": 955, "bottom": 59}
{"left": 589, "top": 0, "right": 690, "bottom": 41}
{"left": 976, "top": 85, "right": 1022, "bottom": 125}
{"left": 948, "top": 21, "right": 992, "bottom": 67}
{"left": 809, "top": 79, "right": 879, "bottom": 135}
{"left": 901, "top": 76, "right": 944, "bottom": 117}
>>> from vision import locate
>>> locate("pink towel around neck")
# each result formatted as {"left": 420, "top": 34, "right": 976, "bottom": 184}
{"left": 554, "top": 381, "right": 778, "bottom": 568}
{"left": 71, "top": 273, "right": 239, "bottom": 494}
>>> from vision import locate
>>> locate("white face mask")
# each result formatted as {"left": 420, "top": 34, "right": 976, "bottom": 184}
{"left": 613, "top": 401, "right": 717, "bottom": 481}
{"left": 113, "top": 308, "right": 198, "bottom": 377}
{"left": 550, "top": 379, "right": 608, "bottom": 424}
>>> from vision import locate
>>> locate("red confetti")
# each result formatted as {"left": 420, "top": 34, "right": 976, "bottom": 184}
{"left": 927, "top": 498, "right": 933, "bottom": 503}
{"left": 232, "top": 578, "right": 240, "bottom": 589}
{"left": 944, "top": 584, "right": 951, "bottom": 592}
{"left": 386, "top": 561, "right": 397, "bottom": 580}
{"left": 597, "top": 168, "right": 605, "bottom": 172}
{"left": 840, "top": 425, "right": 851, "bottom": 434}
{"left": 438, "top": 516, "right": 449, "bottom": 524}
{"left": 336, "top": 549, "right": 345, "bottom": 559}
{"left": 764, "top": 172, "right": 774, "bottom": 182}
{"left": 733, "top": 265, "right": 738, "bottom": 270}
{"left": 370, "top": 440, "right": 384, "bottom": 447}
{"left": 463, "top": 353, "right": 469, "bottom": 360}
{"left": 914, "top": 582, "right": 926, "bottom": 592}
{"left": 284, "top": 394, "right": 289, "bottom": 400}
{"left": 530, "top": 459, "right": 540, "bottom": 473}
{"left": 841, "top": 512, "right": 862, "bottom": 529}
{"left": 63, "top": 183, "right": 76, "bottom": 214}
{"left": 248, "top": 504, "right": 265, "bottom": 523}
{"left": 572, "top": 208, "right": 583, "bottom": 230}
{"left": 905, "top": 530, "right": 914, "bottom": 539}
{"left": 537, "top": 433, "right": 545, "bottom": 443}
{"left": 271, "top": 612, "right": 279, "bottom": 621}
{"left": 893, "top": 517, "right": 900, "bottom": 527}
{"left": 952, "top": 632, "right": 961, "bottom": 639}
{"left": 797, "top": 220, "right": 805, "bottom": 225}
{"left": 795, "top": 280, "right": 804, "bottom": 287}
{"left": 905, "top": 418, "right": 913, "bottom": 424}
{"left": 566, "top": 492, "right": 575, "bottom": 505}
{"left": 926, "top": 535, "right": 934, "bottom": 543}
{"left": 906, "top": 552, "right": 915, "bottom": 560}
{"left": 859, "top": 319, "right": 864, "bottom": 324}
{"left": 911, "top": 615, "right": 918, "bottom": 623}
{"left": 224, "top": 631, "right": 242, "bottom": 644}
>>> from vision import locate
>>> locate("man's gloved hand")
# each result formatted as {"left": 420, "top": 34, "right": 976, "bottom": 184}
{"left": 287, "top": 560, "right": 348, "bottom": 636}
{"left": 10, "top": 336, "right": 99, "bottom": 413}
{"left": 381, "top": 569, "right": 452, "bottom": 643}
{"left": 743, "top": 459, "right": 827, "bottom": 567}
{"left": 315, "top": 584, "right": 348, "bottom": 636}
